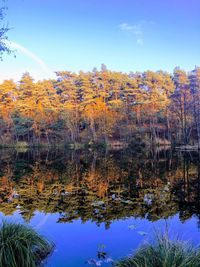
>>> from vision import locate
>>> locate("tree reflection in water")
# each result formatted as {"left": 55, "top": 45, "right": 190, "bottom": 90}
{"left": 0, "top": 148, "right": 200, "bottom": 228}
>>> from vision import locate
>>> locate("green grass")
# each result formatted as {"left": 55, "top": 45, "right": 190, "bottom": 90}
{"left": 0, "top": 221, "right": 53, "bottom": 267}
{"left": 115, "top": 232, "right": 200, "bottom": 267}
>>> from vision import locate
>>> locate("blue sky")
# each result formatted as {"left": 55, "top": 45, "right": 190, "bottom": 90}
{"left": 0, "top": 0, "right": 200, "bottom": 81}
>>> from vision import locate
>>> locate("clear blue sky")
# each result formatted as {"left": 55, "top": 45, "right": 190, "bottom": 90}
{"left": 0, "top": 0, "right": 200, "bottom": 81}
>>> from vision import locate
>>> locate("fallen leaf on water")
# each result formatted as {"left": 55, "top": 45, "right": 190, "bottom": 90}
{"left": 86, "top": 258, "right": 103, "bottom": 266}
{"left": 137, "top": 231, "right": 148, "bottom": 236}
{"left": 128, "top": 224, "right": 137, "bottom": 230}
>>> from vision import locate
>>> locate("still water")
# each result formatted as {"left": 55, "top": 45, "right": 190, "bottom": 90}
{"left": 1, "top": 147, "right": 200, "bottom": 266}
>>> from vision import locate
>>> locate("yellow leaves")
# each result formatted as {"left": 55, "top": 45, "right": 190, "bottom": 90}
{"left": 83, "top": 98, "right": 107, "bottom": 120}
{"left": 108, "top": 99, "right": 124, "bottom": 109}
{"left": 65, "top": 102, "right": 76, "bottom": 110}
{"left": 0, "top": 80, "right": 18, "bottom": 122}
{"left": 174, "top": 69, "right": 190, "bottom": 86}
{"left": 141, "top": 71, "right": 175, "bottom": 116}
{"left": 37, "top": 101, "right": 43, "bottom": 113}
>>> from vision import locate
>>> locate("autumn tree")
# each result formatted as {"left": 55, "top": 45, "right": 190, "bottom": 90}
{"left": 0, "top": 79, "right": 17, "bottom": 143}
{"left": 189, "top": 67, "right": 200, "bottom": 148}
{"left": 172, "top": 68, "right": 192, "bottom": 145}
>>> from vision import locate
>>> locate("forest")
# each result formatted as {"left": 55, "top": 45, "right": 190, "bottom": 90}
{"left": 0, "top": 66, "right": 200, "bottom": 148}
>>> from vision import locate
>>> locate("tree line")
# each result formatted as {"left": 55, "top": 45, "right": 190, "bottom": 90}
{"left": 0, "top": 66, "right": 200, "bottom": 147}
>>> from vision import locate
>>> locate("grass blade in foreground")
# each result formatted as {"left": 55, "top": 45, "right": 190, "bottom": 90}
{"left": 0, "top": 221, "right": 53, "bottom": 267}
{"left": 115, "top": 232, "right": 200, "bottom": 267}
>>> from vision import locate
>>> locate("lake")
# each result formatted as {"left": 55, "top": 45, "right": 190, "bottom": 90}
{"left": 1, "top": 147, "right": 200, "bottom": 266}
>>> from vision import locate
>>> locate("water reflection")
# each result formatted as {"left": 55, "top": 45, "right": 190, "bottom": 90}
{"left": 0, "top": 148, "right": 200, "bottom": 228}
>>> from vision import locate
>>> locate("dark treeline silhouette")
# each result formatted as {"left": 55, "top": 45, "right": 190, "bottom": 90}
{"left": 1, "top": 66, "right": 200, "bottom": 147}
